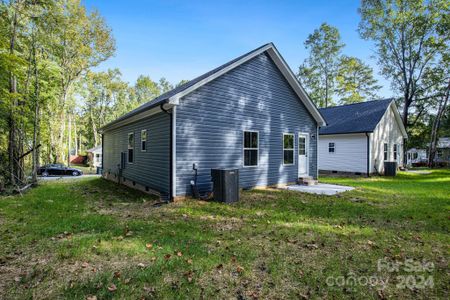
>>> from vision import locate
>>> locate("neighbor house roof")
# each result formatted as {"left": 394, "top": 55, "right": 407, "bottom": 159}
{"left": 86, "top": 145, "right": 102, "bottom": 153}
{"left": 319, "top": 99, "right": 407, "bottom": 136}
{"left": 101, "top": 43, "right": 326, "bottom": 131}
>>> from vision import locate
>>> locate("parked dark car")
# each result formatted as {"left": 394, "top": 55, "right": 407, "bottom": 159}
{"left": 37, "top": 164, "right": 83, "bottom": 177}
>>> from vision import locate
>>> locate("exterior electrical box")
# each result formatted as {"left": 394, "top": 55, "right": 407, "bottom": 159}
{"left": 211, "top": 168, "right": 239, "bottom": 203}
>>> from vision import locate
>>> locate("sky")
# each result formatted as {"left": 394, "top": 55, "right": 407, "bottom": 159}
{"left": 83, "top": 0, "right": 394, "bottom": 98}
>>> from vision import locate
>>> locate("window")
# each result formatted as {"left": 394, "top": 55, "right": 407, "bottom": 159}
{"left": 283, "top": 134, "right": 294, "bottom": 165}
{"left": 437, "top": 150, "right": 442, "bottom": 158}
{"left": 243, "top": 131, "right": 258, "bottom": 166}
{"left": 328, "top": 142, "right": 335, "bottom": 153}
{"left": 299, "top": 136, "right": 306, "bottom": 156}
{"left": 383, "top": 143, "right": 388, "bottom": 161}
{"left": 128, "top": 133, "right": 134, "bottom": 163}
{"left": 95, "top": 153, "right": 101, "bottom": 163}
{"left": 141, "top": 129, "right": 147, "bottom": 151}
{"left": 393, "top": 144, "right": 398, "bottom": 161}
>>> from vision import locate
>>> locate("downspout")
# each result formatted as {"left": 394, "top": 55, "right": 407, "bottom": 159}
{"left": 101, "top": 134, "right": 104, "bottom": 175}
{"left": 160, "top": 103, "right": 173, "bottom": 202}
{"left": 365, "top": 132, "right": 370, "bottom": 177}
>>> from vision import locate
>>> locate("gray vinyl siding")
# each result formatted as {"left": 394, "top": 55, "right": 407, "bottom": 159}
{"left": 103, "top": 112, "right": 170, "bottom": 194}
{"left": 175, "top": 53, "right": 318, "bottom": 196}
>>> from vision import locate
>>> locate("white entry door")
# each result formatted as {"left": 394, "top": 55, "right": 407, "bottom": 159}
{"left": 298, "top": 134, "right": 308, "bottom": 176}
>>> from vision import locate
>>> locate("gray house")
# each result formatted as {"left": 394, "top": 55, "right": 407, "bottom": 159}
{"left": 100, "top": 43, "right": 326, "bottom": 200}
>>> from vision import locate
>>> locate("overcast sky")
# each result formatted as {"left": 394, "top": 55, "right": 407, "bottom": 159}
{"left": 84, "top": 0, "right": 394, "bottom": 98}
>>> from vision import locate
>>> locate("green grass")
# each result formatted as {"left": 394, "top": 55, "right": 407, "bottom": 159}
{"left": 0, "top": 170, "right": 449, "bottom": 299}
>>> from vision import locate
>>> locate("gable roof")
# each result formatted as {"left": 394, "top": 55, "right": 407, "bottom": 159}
{"left": 319, "top": 99, "right": 407, "bottom": 136}
{"left": 101, "top": 43, "right": 326, "bottom": 131}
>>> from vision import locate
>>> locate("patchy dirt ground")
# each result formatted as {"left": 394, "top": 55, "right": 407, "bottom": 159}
{"left": 0, "top": 171, "right": 449, "bottom": 299}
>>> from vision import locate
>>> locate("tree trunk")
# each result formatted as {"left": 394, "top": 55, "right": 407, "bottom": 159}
{"left": 8, "top": 6, "right": 18, "bottom": 186}
{"left": 428, "top": 80, "right": 450, "bottom": 167}
{"left": 31, "top": 33, "right": 40, "bottom": 184}
{"left": 67, "top": 113, "right": 71, "bottom": 166}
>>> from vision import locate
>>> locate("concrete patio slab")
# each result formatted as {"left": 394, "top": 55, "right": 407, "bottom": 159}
{"left": 282, "top": 183, "right": 355, "bottom": 195}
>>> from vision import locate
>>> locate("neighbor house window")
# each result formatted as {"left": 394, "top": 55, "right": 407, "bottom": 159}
{"left": 141, "top": 129, "right": 147, "bottom": 151}
{"left": 383, "top": 143, "right": 388, "bottom": 161}
{"left": 128, "top": 133, "right": 134, "bottom": 163}
{"left": 393, "top": 144, "right": 398, "bottom": 161}
{"left": 437, "top": 150, "right": 442, "bottom": 157}
{"left": 328, "top": 142, "right": 335, "bottom": 153}
{"left": 243, "top": 131, "right": 258, "bottom": 166}
{"left": 283, "top": 134, "right": 294, "bottom": 165}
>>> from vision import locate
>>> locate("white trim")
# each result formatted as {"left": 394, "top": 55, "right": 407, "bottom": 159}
{"left": 243, "top": 130, "right": 259, "bottom": 167}
{"left": 389, "top": 101, "right": 408, "bottom": 139}
{"left": 127, "top": 132, "right": 134, "bottom": 164}
{"left": 282, "top": 133, "right": 295, "bottom": 165}
{"left": 383, "top": 143, "right": 389, "bottom": 161}
{"left": 168, "top": 43, "right": 326, "bottom": 126}
{"left": 316, "top": 126, "right": 319, "bottom": 179}
{"left": 298, "top": 132, "right": 309, "bottom": 177}
{"left": 328, "top": 142, "right": 335, "bottom": 153}
{"left": 141, "top": 129, "right": 147, "bottom": 152}
{"left": 172, "top": 106, "right": 177, "bottom": 197}
{"left": 101, "top": 105, "right": 173, "bottom": 133}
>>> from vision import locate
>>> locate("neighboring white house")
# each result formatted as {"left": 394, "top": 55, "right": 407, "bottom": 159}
{"left": 86, "top": 145, "right": 102, "bottom": 168}
{"left": 406, "top": 148, "right": 428, "bottom": 166}
{"left": 318, "top": 99, "right": 408, "bottom": 175}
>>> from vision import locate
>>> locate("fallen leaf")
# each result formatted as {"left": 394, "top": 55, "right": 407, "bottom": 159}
{"left": 176, "top": 251, "right": 183, "bottom": 257}
{"left": 186, "top": 259, "right": 193, "bottom": 264}
{"left": 236, "top": 265, "right": 244, "bottom": 273}
{"left": 164, "top": 254, "right": 171, "bottom": 260}
{"left": 14, "top": 276, "right": 21, "bottom": 283}
{"left": 124, "top": 278, "right": 131, "bottom": 284}
{"left": 81, "top": 262, "right": 89, "bottom": 268}
{"left": 216, "top": 264, "right": 223, "bottom": 270}
{"left": 151, "top": 256, "right": 157, "bottom": 262}
{"left": 86, "top": 296, "right": 97, "bottom": 300}
{"left": 137, "top": 263, "right": 145, "bottom": 268}
{"left": 107, "top": 284, "right": 117, "bottom": 292}
{"left": 145, "top": 243, "right": 153, "bottom": 250}
{"left": 113, "top": 271, "right": 121, "bottom": 278}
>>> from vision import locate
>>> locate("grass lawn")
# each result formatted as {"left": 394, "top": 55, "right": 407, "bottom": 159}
{"left": 0, "top": 170, "right": 449, "bottom": 299}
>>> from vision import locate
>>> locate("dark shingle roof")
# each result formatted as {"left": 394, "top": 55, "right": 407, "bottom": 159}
{"left": 319, "top": 99, "right": 393, "bottom": 135}
{"left": 102, "top": 43, "right": 273, "bottom": 129}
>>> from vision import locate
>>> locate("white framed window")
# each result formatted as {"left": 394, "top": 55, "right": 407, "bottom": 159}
{"left": 328, "top": 142, "right": 335, "bottom": 153}
{"left": 283, "top": 133, "right": 294, "bottom": 165}
{"left": 141, "top": 129, "right": 147, "bottom": 152}
{"left": 393, "top": 144, "right": 398, "bottom": 161}
{"left": 243, "top": 131, "right": 258, "bottom": 167}
{"left": 128, "top": 132, "right": 134, "bottom": 163}
{"left": 383, "top": 143, "right": 388, "bottom": 161}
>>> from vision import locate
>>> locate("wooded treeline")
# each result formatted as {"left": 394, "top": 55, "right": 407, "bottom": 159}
{"left": 0, "top": 0, "right": 448, "bottom": 189}
{"left": 299, "top": 0, "right": 449, "bottom": 165}
{"left": 0, "top": 0, "right": 185, "bottom": 189}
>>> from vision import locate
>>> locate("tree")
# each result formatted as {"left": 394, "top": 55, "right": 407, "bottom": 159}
{"left": 358, "top": 0, "right": 449, "bottom": 134}
{"left": 134, "top": 75, "right": 160, "bottom": 104}
{"left": 49, "top": 0, "right": 115, "bottom": 164}
{"left": 335, "top": 56, "right": 381, "bottom": 104}
{"left": 298, "top": 23, "right": 344, "bottom": 107}
{"left": 158, "top": 77, "right": 173, "bottom": 93}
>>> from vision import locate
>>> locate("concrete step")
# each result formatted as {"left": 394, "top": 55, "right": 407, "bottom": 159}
{"left": 298, "top": 176, "right": 318, "bottom": 186}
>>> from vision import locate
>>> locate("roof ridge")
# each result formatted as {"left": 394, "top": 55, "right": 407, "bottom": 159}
{"left": 319, "top": 98, "right": 393, "bottom": 110}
